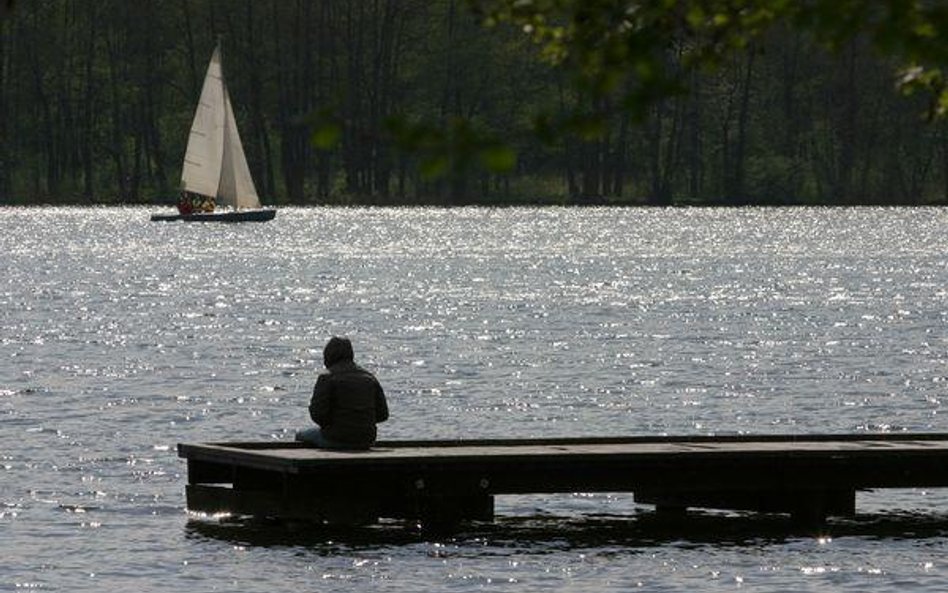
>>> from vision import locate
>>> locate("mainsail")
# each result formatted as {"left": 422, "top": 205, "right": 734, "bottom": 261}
{"left": 180, "top": 45, "right": 261, "bottom": 210}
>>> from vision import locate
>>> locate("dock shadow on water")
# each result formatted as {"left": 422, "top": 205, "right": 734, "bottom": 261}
{"left": 184, "top": 510, "right": 948, "bottom": 552}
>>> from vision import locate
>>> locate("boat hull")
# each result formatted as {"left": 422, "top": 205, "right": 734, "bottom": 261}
{"left": 150, "top": 209, "right": 276, "bottom": 223}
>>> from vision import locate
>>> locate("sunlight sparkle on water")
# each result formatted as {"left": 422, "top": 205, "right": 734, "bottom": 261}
{"left": 3, "top": 207, "right": 948, "bottom": 592}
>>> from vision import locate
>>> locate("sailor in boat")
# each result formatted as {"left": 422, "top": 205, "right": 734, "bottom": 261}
{"left": 176, "top": 191, "right": 215, "bottom": 215}
{"left": 176, "top": 192, "right": 193, "bottom": 215}
{"left": 295, "top": 337, "right": 389, "bottom": 450}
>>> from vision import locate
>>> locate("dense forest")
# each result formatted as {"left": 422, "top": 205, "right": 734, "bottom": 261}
{"left": 0, "top": 0, "right": 946, "bottom": 206}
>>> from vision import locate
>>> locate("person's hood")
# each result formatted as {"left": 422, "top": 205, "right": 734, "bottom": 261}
{"left": 323, "top": 336, "right": 354, "bottom": 368}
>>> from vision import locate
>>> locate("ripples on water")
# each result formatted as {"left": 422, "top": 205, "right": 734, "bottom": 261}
{"left": 2, "top": 206, "right": 948, "bottom": 591}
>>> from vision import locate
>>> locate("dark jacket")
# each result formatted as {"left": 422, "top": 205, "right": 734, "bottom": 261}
{"left": 309, "top": 360, "right": 388, "bottom": 448}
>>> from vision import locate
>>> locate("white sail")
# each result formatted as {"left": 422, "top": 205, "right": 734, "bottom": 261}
{"left": 219, "top": 79, "right": 261, "bottom": 209}
{"left": 180, "top": 45, "right": 260, "bottom": 210}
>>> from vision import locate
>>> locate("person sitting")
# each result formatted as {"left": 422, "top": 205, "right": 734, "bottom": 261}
{"left": 295, "top": 336, "right": 389, "bottom": 449}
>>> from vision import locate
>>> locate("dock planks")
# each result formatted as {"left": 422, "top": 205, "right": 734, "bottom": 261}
{"left": 178, "top": 434, "right": 948, "bottom": 526}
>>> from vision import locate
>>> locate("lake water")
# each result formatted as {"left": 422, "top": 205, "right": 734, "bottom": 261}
{"left": 3, "top": 206, "right": 948, "bottom": 592}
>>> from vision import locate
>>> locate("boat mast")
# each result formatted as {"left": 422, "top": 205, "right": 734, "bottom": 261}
{"left": 215, "top": 36, "right": 262, "bottom": 211}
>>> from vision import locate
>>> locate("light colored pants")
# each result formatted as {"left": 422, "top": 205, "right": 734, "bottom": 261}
{"left": 295, "top": 426, "right": 344, "bottom": 448}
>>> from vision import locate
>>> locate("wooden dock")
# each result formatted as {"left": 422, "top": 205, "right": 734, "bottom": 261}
{"left": 178, "top": 433, "right": 948, "bottom": 526}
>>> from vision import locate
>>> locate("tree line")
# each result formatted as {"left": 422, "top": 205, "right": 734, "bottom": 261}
{"left": 1, "top": 0, "right": 946, "bottom": 206}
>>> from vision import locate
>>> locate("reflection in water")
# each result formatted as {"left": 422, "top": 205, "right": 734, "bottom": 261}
{"left": 186, "top": 510, "right": 948, "bottom": 551}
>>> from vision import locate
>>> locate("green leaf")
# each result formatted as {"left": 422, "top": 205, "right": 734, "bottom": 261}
{"left": 938, "top": 91, "right": 948, "bottom": 118}
{"left": 419, "top": 155, "right": 450, "bottom": 180}
{"left": 311, "top": 123, "right": 342, "bottom": 150}
{"left": 479, "top": 144, "right": 517, "bottom": 172}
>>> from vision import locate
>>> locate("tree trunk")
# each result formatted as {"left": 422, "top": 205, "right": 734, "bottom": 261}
{"left": 180, "top": 0, "right": 199, "bottom": 98}
{"left": 28, "top": 29, "right": 58, "bottom": 197}
{"left": 833, "top": 43, "right": 859, "bottom": 202}
{"left": 732, "top": 46, "right": 756, "bottom": 205}
{"left": 780, "top": 31, "right": 802, "bottom": 199}
{"left": 0, "top": 15, "right": 9, "bottom": 200}
{"left": 245, "top": 0, "right": 274, "bottom": 201}
{"left": 274, "top": 0, "right": 308, "bottom": 202}
{"left": 612, "top": 114, "right": 629, "bottom": 197}
{"left": 942, "top": 124, "right": 948, "bottom": 204}
{"left": 686, "top": 71, "right": 703, "bottom": 200}
{"left": 313, "top": 0, "right": 333, "bottom": 201}
{"left": 80, "top": 5, "right": 98, "bottom": 201}
{"left": 342, "top": 1, "right": 367, "bottom": 197}
{"left": 648, "top": 101, "right": 665, "bottom": 204}
{"left": 647, "top": 97, "right": 679, "bottom": 206}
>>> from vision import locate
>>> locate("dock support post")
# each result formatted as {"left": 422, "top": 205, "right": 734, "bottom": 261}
{"left": 405, "top": 495, "right": 495, "bottom": 530}
{"left": 789, "top": 489, "right": 855, "bottom": 526}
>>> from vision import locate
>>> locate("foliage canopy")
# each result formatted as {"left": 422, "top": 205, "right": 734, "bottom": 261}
{"left": 467, "top": 0, "right": 948, "bottom": 126}
{"left": 1, "top": 0, "right": 946, "bottom": 205}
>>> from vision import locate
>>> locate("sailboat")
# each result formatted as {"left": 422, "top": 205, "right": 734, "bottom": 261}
{"left": 151, "top": 43, "right": 275, "bottom": 222}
